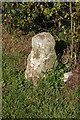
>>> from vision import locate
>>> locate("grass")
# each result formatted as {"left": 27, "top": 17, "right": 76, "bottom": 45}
{"left": 2, "top": 29, "right": 79, "bottom": 119}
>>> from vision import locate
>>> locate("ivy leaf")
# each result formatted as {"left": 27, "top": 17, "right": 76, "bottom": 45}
{"left": 46, "top": 15, "right": 50, "bottom": 19}
{"left": 11, "top": 9, "right": 16, "bottom": 14}
{"left": 32, "top": 14, "right": 37, "bottom": 18}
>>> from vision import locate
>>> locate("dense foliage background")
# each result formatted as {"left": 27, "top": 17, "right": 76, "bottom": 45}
{"left": 2, "top": 2, "right": 80, "bottom": 64}
{"left": 2, "top": 2, "right": 80, "bottom": 119}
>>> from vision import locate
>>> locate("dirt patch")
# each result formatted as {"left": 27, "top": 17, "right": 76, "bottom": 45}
{"left": 64, "top": 62, "right": 80, "bottom": 94}
{"left": 2, "top": 28, "right": 34, "bottom": 56}
{"left": 2, "top": 28, "right": 35, "bottom": 72}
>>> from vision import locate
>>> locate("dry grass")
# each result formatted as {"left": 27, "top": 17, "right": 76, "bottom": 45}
{"left": 2, "top": 28, "right": 35, "bottom": 72}
{"left": 2, "top": 28, "right": 33, "bottom": 57}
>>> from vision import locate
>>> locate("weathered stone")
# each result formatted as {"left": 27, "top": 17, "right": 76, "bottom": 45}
{"left": 25, "top": 32, "right": 57, "bottom": 86}
{"left": 63, "top": 72, "right": 73, "bottom": 82}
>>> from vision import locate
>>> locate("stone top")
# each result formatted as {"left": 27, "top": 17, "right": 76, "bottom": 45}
{"left": 32, "top": 32, "right": 55, "bottom": 48}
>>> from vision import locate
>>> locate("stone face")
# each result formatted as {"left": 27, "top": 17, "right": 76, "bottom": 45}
{"left": 25, "top": 32, "right": 57, "bottom": 86}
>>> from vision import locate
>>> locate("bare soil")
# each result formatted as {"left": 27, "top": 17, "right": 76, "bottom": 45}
{"left": 2, "top": 28, "right": 34, "bottom": 72}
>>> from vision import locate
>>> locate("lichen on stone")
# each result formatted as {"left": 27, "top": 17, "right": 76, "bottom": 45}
{"left": 34, "top": 48, "right": 40, "bottom": 58}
